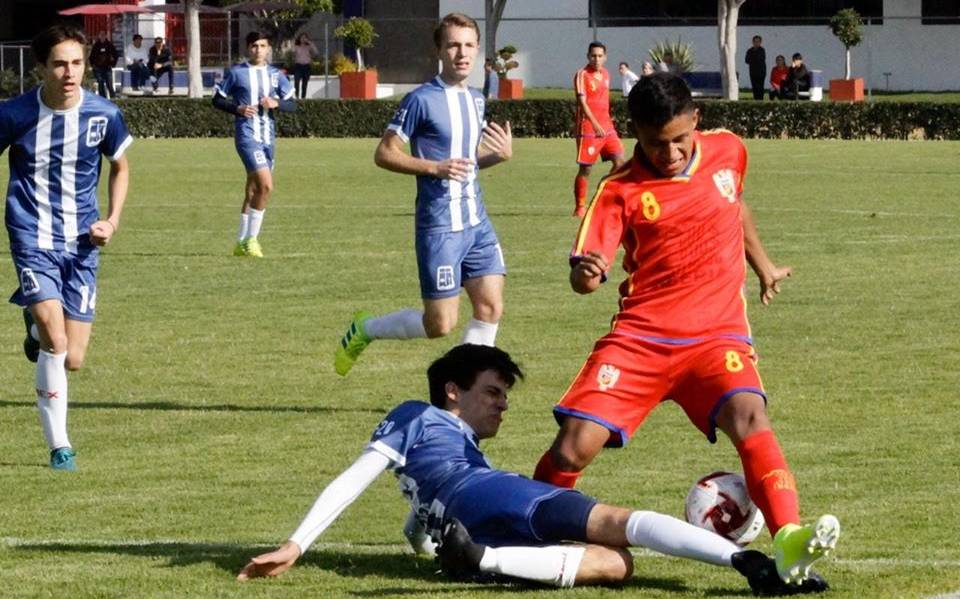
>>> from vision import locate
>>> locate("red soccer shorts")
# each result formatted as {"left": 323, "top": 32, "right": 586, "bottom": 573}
{"left": 555, "top": 334, "right": 766, "bottom": 446}
{"left": 575, "top": 130, "right": 624, "bottom": 165}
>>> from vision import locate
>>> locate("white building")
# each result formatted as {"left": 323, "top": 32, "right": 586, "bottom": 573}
{"left": 439, "top": 0, "right": 960, "bottom": 92}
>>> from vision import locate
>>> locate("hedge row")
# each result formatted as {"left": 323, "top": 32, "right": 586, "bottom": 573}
{"left": 116, "top": 97, "right": 960, "bottom": 140}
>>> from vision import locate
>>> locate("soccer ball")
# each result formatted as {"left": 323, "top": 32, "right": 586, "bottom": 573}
{"left": 685, "top": 471, "right": 765, "bottom": 546}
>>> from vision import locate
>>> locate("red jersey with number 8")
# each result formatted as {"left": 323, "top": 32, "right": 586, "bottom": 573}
{"left": 571, "top": 129, "right": 751, "bottom": 340}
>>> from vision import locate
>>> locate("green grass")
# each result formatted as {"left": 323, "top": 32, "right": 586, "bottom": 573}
{"left": 1, "top": 137, "right": 959, "bottom": 598}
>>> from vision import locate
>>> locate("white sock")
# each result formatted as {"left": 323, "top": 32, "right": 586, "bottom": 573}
{"left": 460, "top": 318, "right": 499, "bottom": 346}
{"left": 247, "top": 208, "right": 265, "bottom": 239}
{"left": 237, "top": 211, "right": 249, "bottom": 241}
{"left": 478, "top": 545, "right": 584, "bottom": 588}
{"left": 402, "top": 509, "right": 436, "bottom": 556}
{"left": 36, "top": 350, "right": 70, "bottom": 450}
{"left": 625, "top": 510, "right": 738, "bottom": 567}
{"left": 364, "top": 310, "right": 427, "bottom": 340}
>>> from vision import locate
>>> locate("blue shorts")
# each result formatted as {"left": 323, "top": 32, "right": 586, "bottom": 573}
{"left": 444, "top": 471, "right": 597, "bottom": 547}
{"left": 9, "top": 246, "right": 100, "bottom": 322}
{"left": 236, "top": 139, "right": 274, "bottom": 173}
{"left": 415, "top": 219, "right": 506, "bottom": 300}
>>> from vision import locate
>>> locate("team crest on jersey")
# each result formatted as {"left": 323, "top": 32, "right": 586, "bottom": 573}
{"left": 712, "top": 169, "right": 738, "bottom": 203}
{"left": 19, "top": 268, "right": 40, "bottom": 296}
{"left": 436, "top": 265, "right": 455, "bottom": 291}
{"left": 271, "top": 73, "right": 279, "bottom": 88}
{"left": 86, "top": 116, "right": 108, "bottom": 147}
{"left": 474, "top": 97, "right": 485, "bottom": 120}
{"left": 596, "top": 364, "right": 620, "bottom": 391}
{"left": 253, "top": 150, "right": 267, "bottom": 165}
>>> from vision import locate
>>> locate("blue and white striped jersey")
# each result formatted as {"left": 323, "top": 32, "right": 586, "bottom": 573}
{"left": 387, "top": 77, "right": 489, "bottom": 233}
{"left": 0, "top": 88, "right": 132, "bottom": 252}
{"left": 214, "top": 62, "right": 294, "bottom": 146}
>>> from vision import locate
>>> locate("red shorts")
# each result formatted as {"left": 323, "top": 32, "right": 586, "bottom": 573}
{"left": 575, "top": 130, "right": 624, "bottom": 165}
{"left": 556, "top": 334, "right": 766, "bottom": 446}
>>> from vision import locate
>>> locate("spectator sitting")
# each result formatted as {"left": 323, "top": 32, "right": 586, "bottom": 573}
{"left": 618, "top": 61, "right": 639, "bottom": 96}
{"left": 148, "top": 36, "right": 174, "bottom": 94}
{"left": 769, "top": 55, "right": 789, "bottom": 100}
{"left": 641, "top": 61, "right": 655, "bottom": 76}
{"left": 124, "top": 34, "right": 149, "bottom": 92}
{"left": 779, "top": 52, "right": 810, "bottom": 100}
{"left": 90, "top": 30, "right": 118, "bottom": 99}
{"left": 482, "top": 58, "right": 499, "bottom": 100}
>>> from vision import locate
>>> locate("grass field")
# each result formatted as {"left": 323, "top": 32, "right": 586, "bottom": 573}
{"left": 1, "top": 136, "right": 959, "bottom": 598}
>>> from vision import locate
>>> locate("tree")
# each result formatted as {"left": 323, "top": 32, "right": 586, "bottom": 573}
{"left": 333, "top": 17, "right": 377, "bottom": 71}
{"left": 184, "top": 0, "right": 203, "bottom": 98}
{"left": 717, "top": 0, "right": 747, "bottom": 100}
{"left": 829, "top": 8, "right": 864, "bottom": 80}
{"left": 484, "top": 0, "right": 508, "bottom": 64}
{"left": 246, "top": 0, "right": 334, "bottom": 42}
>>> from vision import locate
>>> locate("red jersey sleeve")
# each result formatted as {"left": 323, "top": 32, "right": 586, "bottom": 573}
{"left": 574, "top": 69, "right": 585, "bottom": 97}
{"left": 571, "top": 174, "right": 628, "bottom": 274}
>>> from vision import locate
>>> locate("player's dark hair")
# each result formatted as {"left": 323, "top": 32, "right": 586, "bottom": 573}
{"left": 427, "top": 345, "right": 523, "bottom": 408}
{"left": 246, "top": 31, "right": 270, "bottom": 47}
{"left": 434, "top": 12, "right": 480, "bottom": 50}
{"left": 588, "top": 41, "right": 606, "bottom": 53}
{"left": 627, "top": 72, "right": 696, "bottom": 128}
{"left": 32, "top": 25, "right": 87, "bottom": 65}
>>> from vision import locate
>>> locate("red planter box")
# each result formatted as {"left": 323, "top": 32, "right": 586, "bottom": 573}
{"left": 498, "top": 78, "right": 524, "bottom": 100}
{"left": 340, "top": 70, "right": 377, "bottom": 99}
{"left": 829, "top": 78, "right": 864, "bottom": 102}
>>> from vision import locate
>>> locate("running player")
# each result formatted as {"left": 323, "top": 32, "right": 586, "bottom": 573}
{"left": 333, "top": 13, "right": 512, "bottom": 376}
{"left": 572, "top": 41, "right": 624, "bottom": 218}
{"left": 213, "top": 31, "right": 295, "bottom": 258}
{"left": 533, "top": 73, "right": 840, "bottom": 586}
{"left": 1, "top": 25, "right": 132, "bottom": 471}
{"left": 238, "top": 344, "right": 821, "bottom": 594}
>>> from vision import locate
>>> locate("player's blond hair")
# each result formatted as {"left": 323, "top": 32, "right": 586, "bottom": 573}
{"left": 433, "top": 13, "right": 480, "bottom": 49}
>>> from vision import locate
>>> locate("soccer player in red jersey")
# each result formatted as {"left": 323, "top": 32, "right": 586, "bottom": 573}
{"left": 572, "top": 42, "right": 624, "bottom": 217}
{"left": 535, "top": 73, "right": 840, "bottom": 588}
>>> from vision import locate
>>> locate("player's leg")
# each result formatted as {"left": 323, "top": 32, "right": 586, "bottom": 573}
{"left": 602, "top": 132, "right": 626, "bottom": 173}
{"left": 573, "top": 163, "right": 592, "bottom": 217}
{"left": 234, "top": 178, "right": 254, "bottom": 255}
{"left": 460, "top": 225, "right": 506, "bottom": 345}
{"left": 30, "top": 299, "right": 75, "bottom": 470}
{"left": 534, "top": 416, "right": 610, "bottom": 488}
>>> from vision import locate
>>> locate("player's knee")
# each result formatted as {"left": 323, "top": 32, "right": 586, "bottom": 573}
{"left": 423, "top": 313, "right": 457, "bottom": 338}
{"left": 472, "top": 299, "right": 502, "bottom": 323}
{"left": 717, "top": 393, "right": 770, "bottom": 440}
{"left": 549, "top": 445, "right": 591, "bottom": 472}
{"left": 65, "top": 353, "right": 86, "bottom": 371}
{"left": 579, "top": 546, "right": 633, "bottom": 586}
{"left": 601, "top": 547, "right": 634, "bottom": 583}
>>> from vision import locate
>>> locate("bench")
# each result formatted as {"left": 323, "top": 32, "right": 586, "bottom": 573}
{"left": 797, "top": 69, "right": 823, "bottom": 102}
{"left": 111, "top": 67, "right": 223, "bottom": 95}
{"left": 683, "top": 71, "right": 723, "bottom": 98}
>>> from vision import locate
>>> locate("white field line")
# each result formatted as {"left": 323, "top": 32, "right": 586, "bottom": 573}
{"left": 4, "top": 537, "right": 960, "bottom": 570}
{"left": 923, "top": 593, "right": 960, "bottom": 599}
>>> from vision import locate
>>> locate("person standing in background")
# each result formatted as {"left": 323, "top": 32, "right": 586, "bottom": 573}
{"left": 745, "top": 35, "right": 766, "bottom": 100}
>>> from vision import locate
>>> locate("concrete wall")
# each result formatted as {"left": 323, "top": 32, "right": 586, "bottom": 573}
{"left": 439, "top": 0, "right": 960, "bottom": 92}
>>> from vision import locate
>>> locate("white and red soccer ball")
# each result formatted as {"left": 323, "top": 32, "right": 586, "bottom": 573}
{"left": 685, "top": 471, "right": 765, "bottom": 546}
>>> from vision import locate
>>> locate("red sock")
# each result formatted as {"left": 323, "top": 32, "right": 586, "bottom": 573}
{"left": 574, "top": 175, "right": 588, "bottom": 209}
{"left": 736, "top": 429, "right": 800, "bottom": 537}
{"left": 533, "top": 450, "right": 581, "bottom": 489}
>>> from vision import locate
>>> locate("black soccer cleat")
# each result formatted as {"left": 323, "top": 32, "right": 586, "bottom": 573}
{"left": 22, "top": 308, "right": 39, "bottom": 363}
{"left": 732, "top": 550, "right": 830, "bottom": 596}
{"left": 435, "top": 518, "right": 486, "bottom": 580}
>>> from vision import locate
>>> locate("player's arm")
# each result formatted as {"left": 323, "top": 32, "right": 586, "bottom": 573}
{"left": 477, "top": 120, "right": 512, "bottom": 169}
{"left": 374, "top": 130, "right": 472, "bottom": 181}
{"left": 576, "top": 94, "right": 605, "bottom": 136}
{"left": 570, "top": 251, "right": 608, "bottom": 294}
{"left": 742, "top": 200, "right": 792, "bottom": 305}
{"left": 237, "top": 449, "right": 391, "bottom": 581}
{"left": 90, "top": 155, "right": 129, "bottom": 246}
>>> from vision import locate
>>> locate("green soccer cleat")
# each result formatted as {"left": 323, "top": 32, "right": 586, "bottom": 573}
{"left": 233, "top": 241, "right": 246, "bottom": 256}
{"left": 774, "top": 515, "right": 840, "bottom": 585}
{"left": 50, "top": 447, "right": 77, "bottom": 472}
{"left": 243, "top": 237, "right": 264, "bottom": 258}
{"left": 334, "top": 311, "right": 373, "bottom": 376}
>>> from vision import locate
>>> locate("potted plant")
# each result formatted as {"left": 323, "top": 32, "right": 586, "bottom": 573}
{"left": 495, "top": 45, "right": 523, "bottom": 99}
{"left": 828, "top": 8, "right": 865, "bottom": 102}
{"left": 334, "top": 17, "right": 378, "bottom": 99}
{"left": 649, "top": 38, "right": 695, "bottom": 74}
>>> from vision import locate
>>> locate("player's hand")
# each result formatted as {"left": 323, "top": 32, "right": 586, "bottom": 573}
{"left": 571, "top": 251, "right": 607, "bottom": 294}
{"left": 260, "top": 96, "right": 279, "bottom": 110}
{"left": 89, "top": 220, "right": 117, "bottom": 247}
{"left": 237, "top": 105, "right": 258, "bottom": 118}
{"left": 759, "top": 265, "right": 792, "bottom": 306}
{"left": 480, "top": 121, "right": 512, "bottom": 161}
{"left": 237, "top": 541, "right": 301, "bottom": 581}
{"left": 434, "top": 158, "right": 474, "bottom": 182}
{"left": 592, "top": 122, "right": 606, "bottom": 137}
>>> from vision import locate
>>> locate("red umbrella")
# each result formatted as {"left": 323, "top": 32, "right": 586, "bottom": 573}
{"left": 58, "top": 4, "right": 150, "bottom": 16}
{"left": 221, "top": 1, "right": 301, "bottom": 12}
{"left": 145, "top": 4, "right": 227, "bottom": 14}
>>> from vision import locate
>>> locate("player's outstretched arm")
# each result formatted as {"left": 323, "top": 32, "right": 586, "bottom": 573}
{"left": 374, "top": 130, "right": 472, "bottom": 181}
{"left": 90, "top": 155, "right": 129, "bottom": 246}
{"left": 741, "top": 200, "right": 792, "bottom": 305}
{"left": 477, "top": 121, "right": 512, "bottom": 169}
{"left": 237, "top": 450, "right": 391, "bottom": 581}
{"left": 570, "top": 251, "right": 608, "bottom": 295}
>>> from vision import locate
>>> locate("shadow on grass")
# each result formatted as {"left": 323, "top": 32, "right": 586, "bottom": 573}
{"left": 10, "top": 540, "right": 722, "bottom": 595}
{"left": 0, "top": 400, "right": 386, "bottom": 415}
